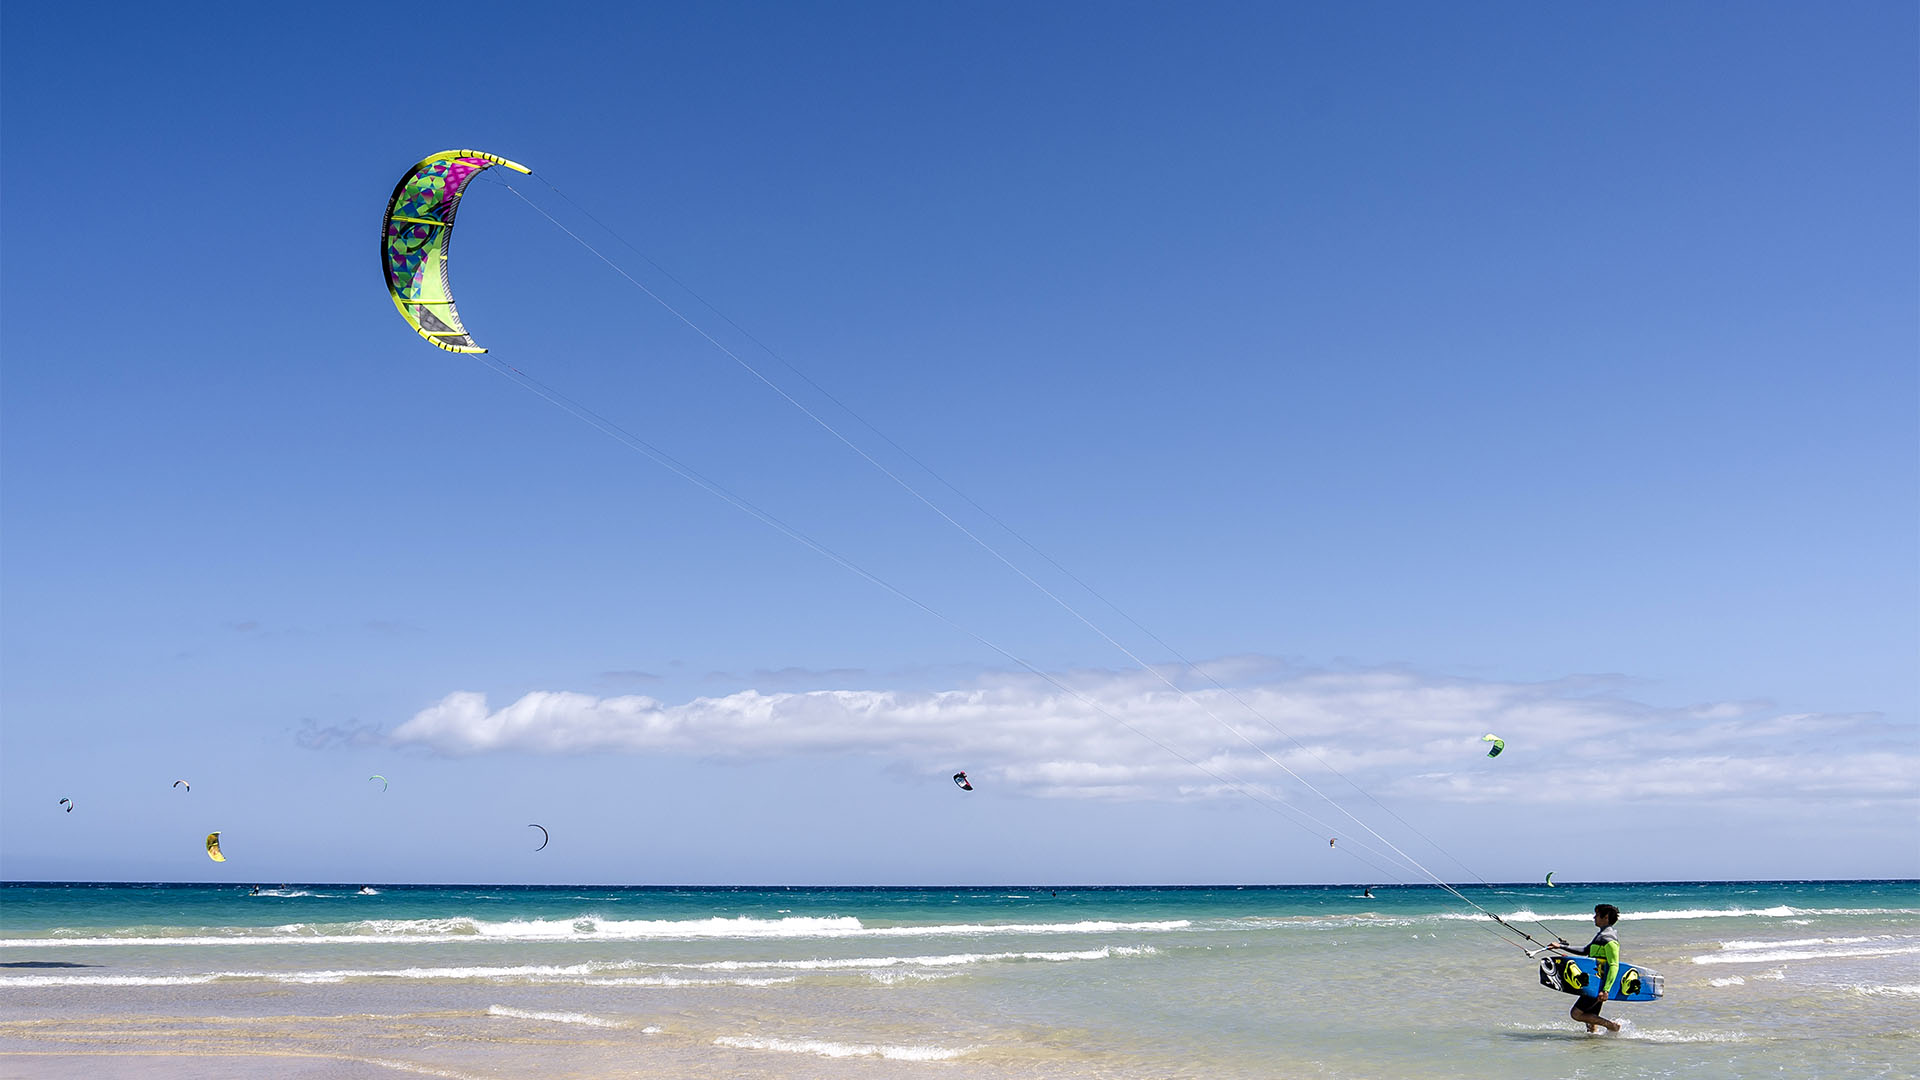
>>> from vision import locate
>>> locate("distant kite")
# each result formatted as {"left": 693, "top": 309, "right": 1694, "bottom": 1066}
{"left": 58, "top": 798, "right": 72, "bottom": 813}
{"left": 952, "top": 772, "right": 973, "bottom": 791}
{"left": 1482, "top": 734, "right": 1505, "bottom": 758}
{"left": 1545, "top": 871, "right": 1556, "bottom": 888}
{"left": 173, "top": 780, "right": 190, "bottom": 791}
{"left": 206, "top": 832, "right": 226, "bottom": 862}
{"left": 528, "top": 824, "right": 549, "bottom": 851}
{"left": 369, "top": 775, "right": 388, "bottom": 792}
{"left": 1329, "top": 838, "right": 1336, "bottom": 848}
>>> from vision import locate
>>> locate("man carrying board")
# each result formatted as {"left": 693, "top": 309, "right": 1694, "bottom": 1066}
{"left": 1548, "top": 903, "right": 1624, "bottom": 1033}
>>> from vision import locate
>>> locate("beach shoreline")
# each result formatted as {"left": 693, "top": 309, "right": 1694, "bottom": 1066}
{"left": 3, "top": 880, "right": 1915, "bottom": 1079}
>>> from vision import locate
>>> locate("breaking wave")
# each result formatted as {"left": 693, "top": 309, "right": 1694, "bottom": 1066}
{"left": 0, "top": 915, "right": 1189, "bottom": 948}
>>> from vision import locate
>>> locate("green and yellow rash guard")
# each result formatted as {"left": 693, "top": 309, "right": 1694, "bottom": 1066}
{"left": 1582, "top": 925, "right": 1621, "bottom": 996}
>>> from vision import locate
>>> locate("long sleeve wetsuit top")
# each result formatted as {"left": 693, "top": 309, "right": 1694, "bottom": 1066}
{"left": 1582, "top": 925, "right": 1621, "bottom": 996}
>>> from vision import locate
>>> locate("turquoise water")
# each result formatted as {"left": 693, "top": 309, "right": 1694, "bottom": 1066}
{"left": 2, "top": 880, "right": 1915, "bottom": 1078}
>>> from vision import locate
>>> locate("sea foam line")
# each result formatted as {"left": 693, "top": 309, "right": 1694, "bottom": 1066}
{"left": 0, "top": 974, "right": 220, "bottom": 987}
{"left": 1620, "top": 1027, "right": 1748, "bottom": 1044}
{"left": 1450, "top": 906, "right": 1805, "bottom": 923}
{"left": 486, "top": 1004, "right": 626, "bottom": 1028}
{"left": 714, "top": 1035, "right": 971, "bottom": 1061}
{"left": 0, "top": 965, "right": 799, "bottom": 988}
{"left": 1715, "top": 936, "right": 1872, "bottom": 951}
{"left": 674, "top": 945, "right": 1155, "bottom": 971}
{"left": 1, "top": 915, "right": 1190, "bottom": 948}
{"left": 1691, "top": 944, "right": 1920, "bottom": 966}
{"left": 1847, "top": 984, "right": 1920, "bottom": 997}
{"left": 0, "top": 949, "right": 1142, "bottom": 988}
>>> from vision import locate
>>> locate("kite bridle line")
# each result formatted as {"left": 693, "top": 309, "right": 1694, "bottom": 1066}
{"left": 530, "top": 162, "right": 1534, "bottom": 915}
{"left": 459, "top": 346, "right": 1421, "bottom": 888}
{"left": 512, "top": 171, "right": 1565, "bottom": 948}
{"left": 506, "top": 171, "right": 1559, "bottom": 945}
{"left": 484, "top": 174, "right": 1551, "bottom": 951}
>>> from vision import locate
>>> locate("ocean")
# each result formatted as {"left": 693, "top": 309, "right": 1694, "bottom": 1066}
{"left": 1, "top": 879, "right": 1914, "bottom": 1078}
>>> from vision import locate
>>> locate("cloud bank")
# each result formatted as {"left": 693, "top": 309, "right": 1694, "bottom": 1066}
{"left": 387, "top": 663, "right": 1916, "bottom": 807}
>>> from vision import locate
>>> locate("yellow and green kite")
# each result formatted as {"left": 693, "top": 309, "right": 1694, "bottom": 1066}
{"left": 382, "top": 150, "right": 530, "bottom": 353}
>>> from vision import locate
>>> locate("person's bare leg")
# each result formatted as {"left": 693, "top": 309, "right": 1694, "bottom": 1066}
{"left": 1571, "top": 1005, "right": 1619, "bottom": 1033}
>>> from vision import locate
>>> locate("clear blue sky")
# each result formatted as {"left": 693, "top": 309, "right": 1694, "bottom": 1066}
{"left": 3, "top": 2, "right": 1914, "bottom": 885}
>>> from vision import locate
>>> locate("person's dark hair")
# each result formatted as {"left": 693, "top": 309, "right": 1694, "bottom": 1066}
{"left": 1594, "top": 903, "right": 1620, "bottom": 925}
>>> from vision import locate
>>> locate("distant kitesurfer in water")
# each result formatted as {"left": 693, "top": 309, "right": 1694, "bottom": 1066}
{"left": 1548, "top": 903, "right": 1624, "bottom": 1033}
{"left": 1362, "top": 888, "right": 1373, "bottom": 899}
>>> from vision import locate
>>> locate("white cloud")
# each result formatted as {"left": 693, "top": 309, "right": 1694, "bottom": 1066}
{"left": 387, "top": 664, "right": 1917, "bottom": 808}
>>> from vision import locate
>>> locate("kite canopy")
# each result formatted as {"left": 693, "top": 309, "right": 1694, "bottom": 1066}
{"left": 382, "top": 150, "right": 531, "bottom": 353}
{"left": 528, "top": 824, "right": 549, "bottom": 851}
{"left": 58, "top": 798, "right": 72, "bottom": 813}
{"left": 952, "top": 771, "right": 973, "bottom": 791}
{"left": 173, "top": 779, "right": 190, "bottom": 791}
{"left": 369, "top": 774, "right": 388, "bottom": 792}
{"left": 206, "top": 832, "right": 226, "bottom": 862}
{"left": 1545, "top": 871, "right": 1556, "bottom": 888}
{"left": 1482, "top": 734, "right": 1506, "bottom": 758}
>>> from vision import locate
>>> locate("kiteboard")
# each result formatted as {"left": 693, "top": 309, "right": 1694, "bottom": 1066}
{"left": 1538, "top": 954, "right": 1662, "bottom": 1002}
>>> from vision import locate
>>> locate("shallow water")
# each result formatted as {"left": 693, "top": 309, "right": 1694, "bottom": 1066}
{"left": 2, "top": 880, "right": 1914, "bottom": 1078}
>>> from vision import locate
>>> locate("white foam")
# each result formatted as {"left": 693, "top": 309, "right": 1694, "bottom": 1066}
{"left": 1620, "top": 1028, "right": 1748, "bottom": 1044}
{"left": 1716, "top": 936, "right": 1871, "bottom": 951}
{"left": 0, "top": 935, "right": 396, "bottom": 948}
{"left": 486, "top": 1004, "right": 625, "bottom": 1028}
{"left": 1708, "top": 976, "right": 1745, "bottom": 987}
{"left": 1488, "top": 906, "right": 1801, "bottom": 922}
{"left": 1691, "top": 944, "right": 1920, "bottom": 965}
{"left": 1, "top": 964, "right": 794, "bottom": 989}
{"left": 1509, "top": 1021, "right": 1746, "bottom": 1044}
{"left": 857, "top": 918, "right": 1188, "bottom": 938}
{"left": 677, "top": 945, "right": 1155, "bottom": 971}
{"left": 563, "top": 975, "right": 796, "bottom": 988}
{"left": 360, "top": 1059, "right": 489, "bottom": 1080}
{"left": 865, "top": 970, "right": 956, "bottom": 984}
{"left": 294, "top": 964, "right": 600, "bottom": 982}
{"left": 0, "top": 915, "right": 1189, "bottom": 948}
{"left": 0, "top": 974, "right": 219, "bottom": 987}
{"left": 1848, "top": 984, "right": 1920, "bottom": 997}
{"left": 714, "top": 1035, "right": 970, "bottom": 1061}
{"left": 451, "top": 915, "right": 863, "bottom": 940}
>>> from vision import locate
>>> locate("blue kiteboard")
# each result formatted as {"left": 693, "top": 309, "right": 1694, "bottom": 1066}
{"left": 1538, "top": 954, "right": 1663, "bottom": 1002}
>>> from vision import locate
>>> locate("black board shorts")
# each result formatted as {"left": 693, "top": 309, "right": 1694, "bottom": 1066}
{"left": 1574, "top": 994, "right": 1604, "bottom": 1014}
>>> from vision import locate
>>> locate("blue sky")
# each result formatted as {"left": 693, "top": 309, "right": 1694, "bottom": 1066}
{"left": 2, "top": 2, "right": 1913, "bottom": 885}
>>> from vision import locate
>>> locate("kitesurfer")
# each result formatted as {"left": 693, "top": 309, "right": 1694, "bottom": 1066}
{"left": 1547, "top": 904, "right": 1623, "bottom": 1033}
